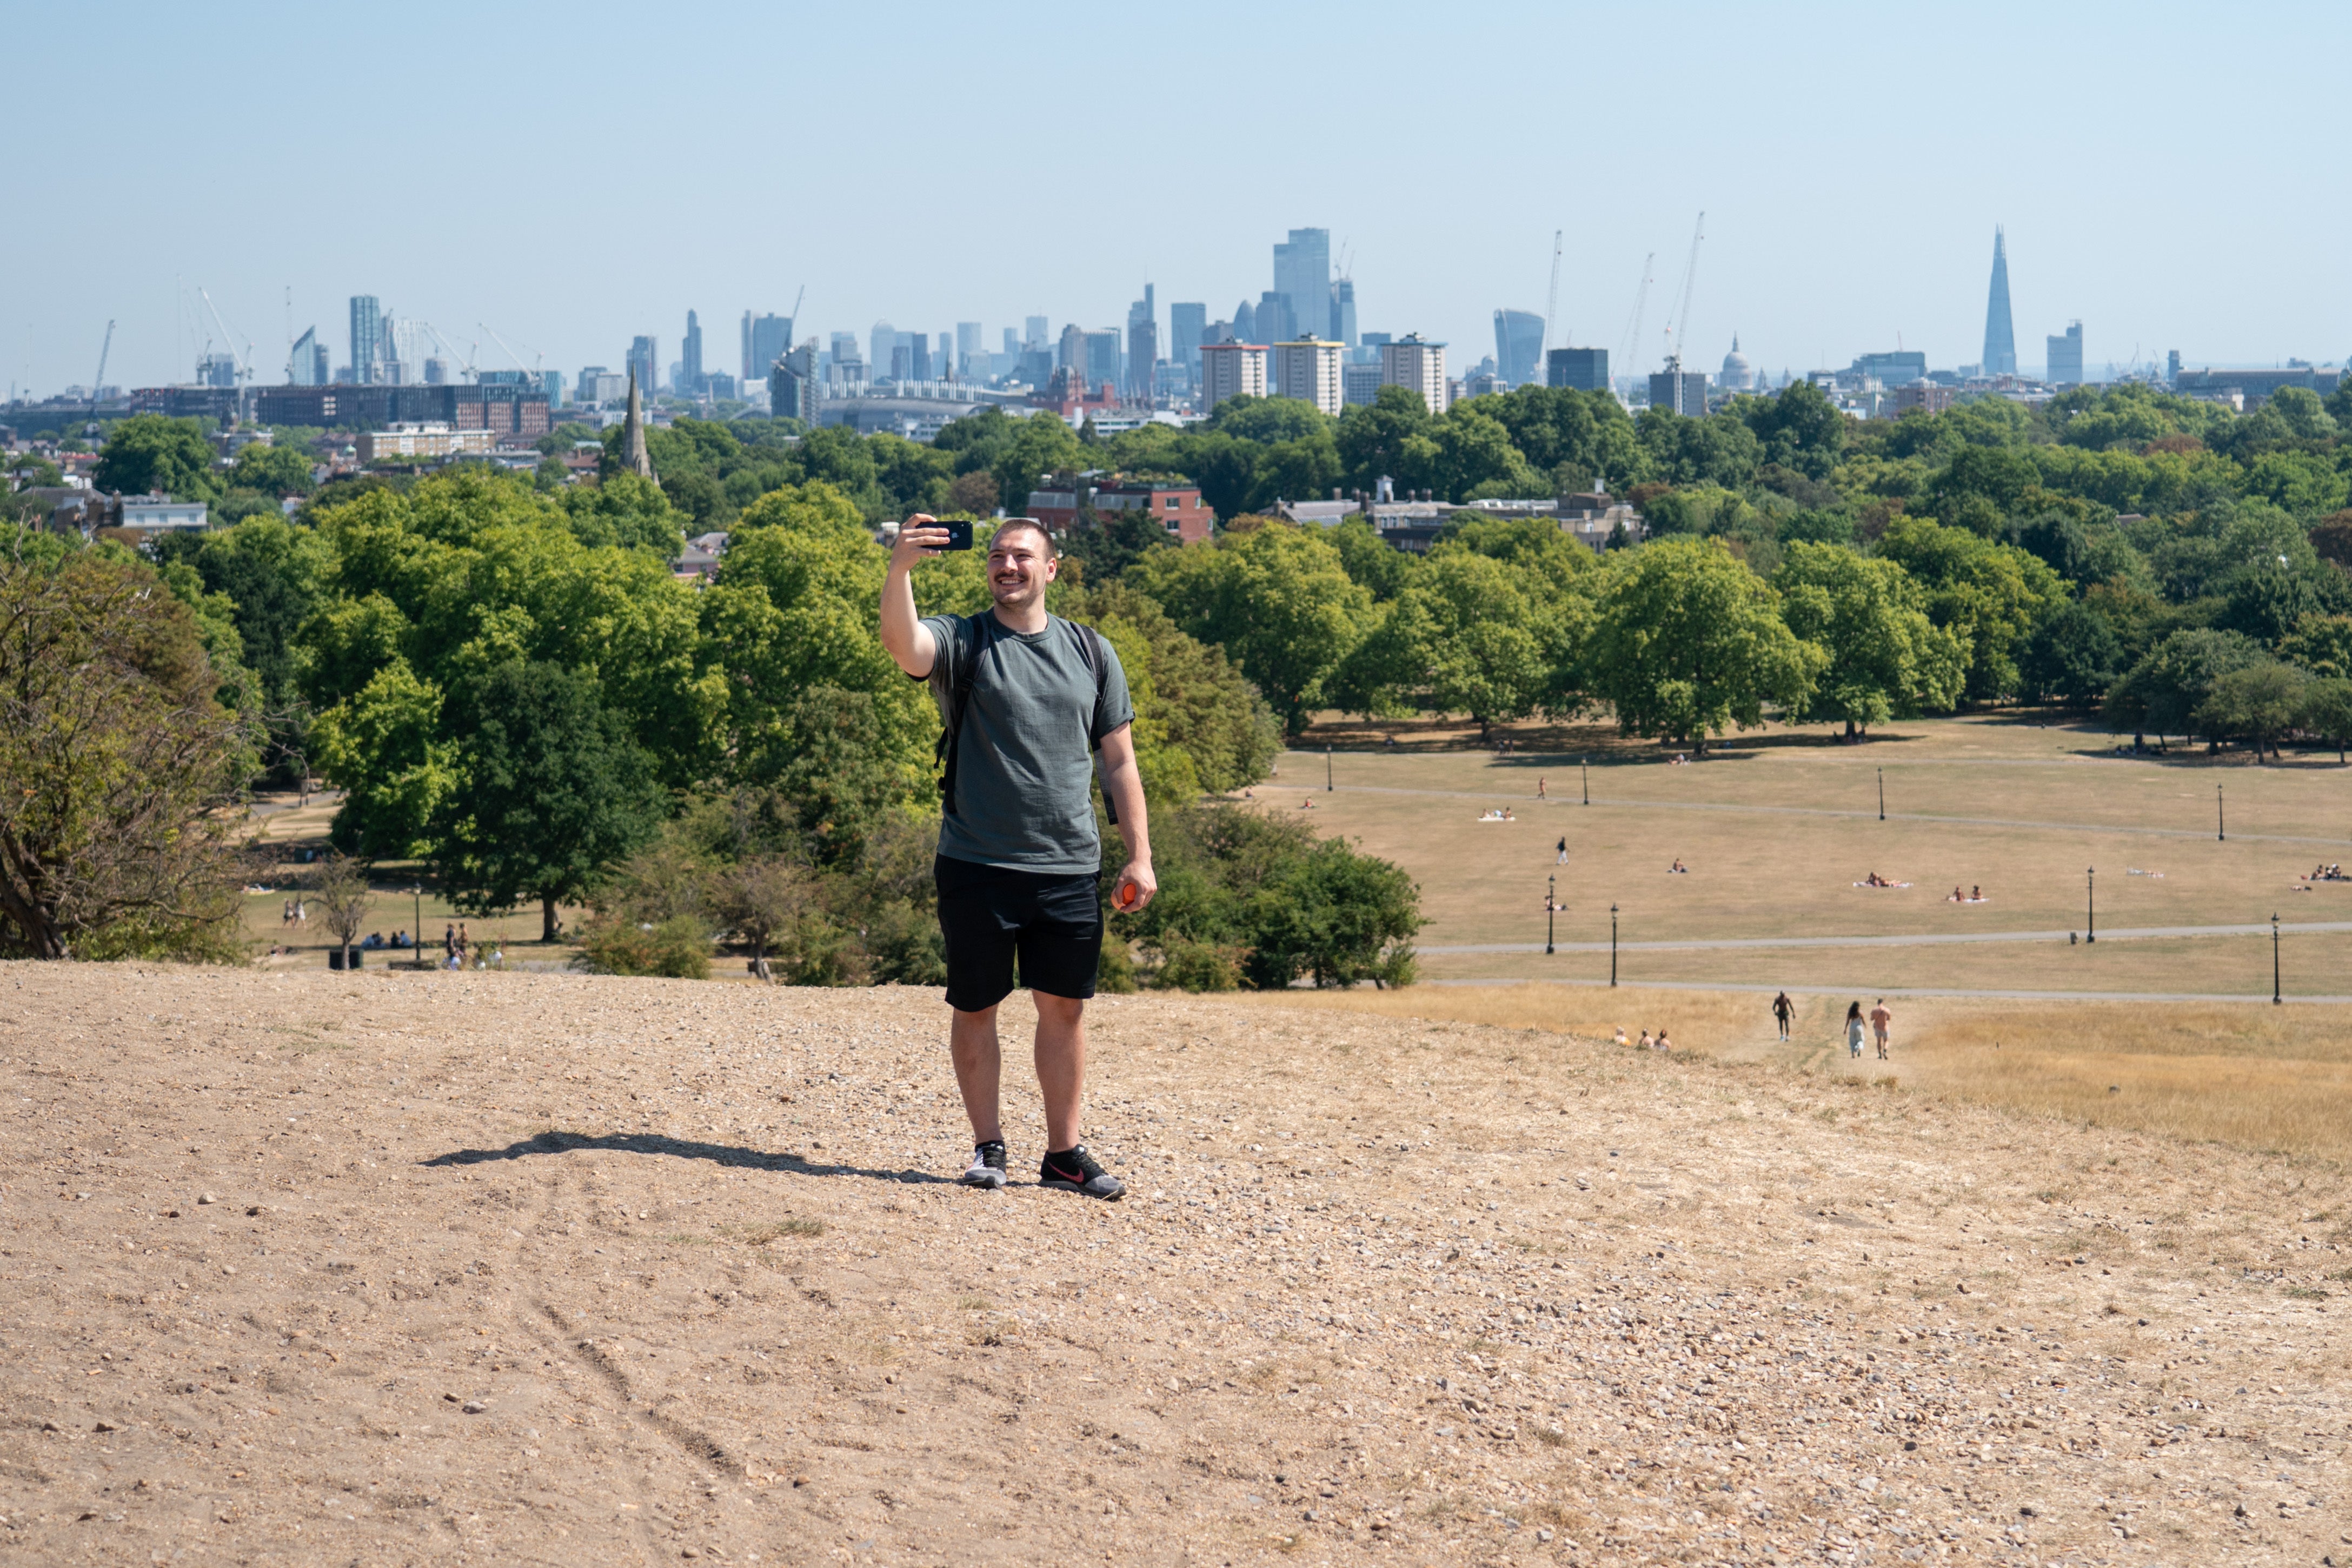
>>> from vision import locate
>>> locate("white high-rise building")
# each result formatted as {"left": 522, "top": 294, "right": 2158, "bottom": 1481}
{"left": 1379, "top": 334, "right": 1448, "bottom": 414}
{"left": 1272, "top": 338, "right": 1344, "bottom": 416}
{"left": 1198, "top": 342, "right": 1268, "bottom": 411}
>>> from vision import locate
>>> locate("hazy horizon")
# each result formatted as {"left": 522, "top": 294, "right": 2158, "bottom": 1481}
{"left": 6, "top": 1, "right": 2347, "bottom": 400}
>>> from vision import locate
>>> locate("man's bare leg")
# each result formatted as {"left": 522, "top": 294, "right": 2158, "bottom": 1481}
{"left": 1031, "top": 992, "right": 1087, "bottom": 1151}
{"left": 949, "top": 1005, "right": 1005, "bottom": 1145}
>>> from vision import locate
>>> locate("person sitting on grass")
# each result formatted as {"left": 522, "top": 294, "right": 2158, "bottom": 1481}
{"left": 1949, "top": 885, "right": 1964, "bottom": 901}
{"left": 1638, "top": 1029, "right": 1654, "bottom": 1049}
{"left": 1613, "top": 1028, "right": 1630, "bottom": 1046}
{"left": 1654, "top": 1029, "right": 1673, "bottom": 1052}
{"left": 1970, "top": 885, "right": 1983, "bottom": 901}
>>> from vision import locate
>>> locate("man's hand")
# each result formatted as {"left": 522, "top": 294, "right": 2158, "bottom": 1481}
{"left": 1111, "top": 859, "right": 1157, "bottom": 914}
{"left": 880, "top": 515, "right": 948, "bottom": 677}
{"left": 891, "top": 513, "right": 953, "bottom": 573}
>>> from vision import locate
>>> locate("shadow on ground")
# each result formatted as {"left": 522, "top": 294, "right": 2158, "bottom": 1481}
{"left": 421, "top": 1128, "right": 947, "bottom": 1185}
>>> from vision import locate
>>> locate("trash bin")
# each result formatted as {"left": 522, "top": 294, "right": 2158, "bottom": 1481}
{"left": 327, "top": 947, "right": 362, "bottom": 969}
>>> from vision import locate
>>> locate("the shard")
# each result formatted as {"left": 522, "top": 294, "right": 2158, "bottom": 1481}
{"left": 1981, "top": 227, "right": 2017, "bottom": 376}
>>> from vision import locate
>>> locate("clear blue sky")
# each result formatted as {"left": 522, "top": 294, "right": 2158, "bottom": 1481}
{"left": 8, "top": 1, "right": 2346, "bottom": 397}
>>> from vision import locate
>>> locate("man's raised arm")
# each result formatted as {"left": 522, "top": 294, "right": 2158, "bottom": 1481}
{"left": 881, "top": 514, "right": 951, "bottom": 677}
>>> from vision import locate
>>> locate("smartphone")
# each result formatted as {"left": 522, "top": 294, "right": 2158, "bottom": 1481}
{"left": 938, "top": 520, "right": 974, "bottom": 551}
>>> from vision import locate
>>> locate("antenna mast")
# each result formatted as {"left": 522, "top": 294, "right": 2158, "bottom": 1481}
{"left": 1542, "top": 229, "right": 1564, "bottom": 360}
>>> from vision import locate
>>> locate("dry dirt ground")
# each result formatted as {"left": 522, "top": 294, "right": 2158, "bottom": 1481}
{"left": 3, "top": 964, "right": 2348, "bottom": 1567}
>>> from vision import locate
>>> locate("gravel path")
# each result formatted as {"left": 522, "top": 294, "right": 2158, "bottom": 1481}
{"left": 2, "top": 964, "right": 2344, "bottom": 1565}
{"left": 1423, "top": 920, "right": 2352, "bottom": 955}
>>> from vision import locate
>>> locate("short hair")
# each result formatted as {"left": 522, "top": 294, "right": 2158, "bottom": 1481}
{"left": 990, "top": 517, "right": 1057, "bottom": 557}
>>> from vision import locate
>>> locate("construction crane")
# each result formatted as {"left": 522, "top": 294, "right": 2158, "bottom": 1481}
{"left": 479, "top": 321, "right": 543, "bottom": 380}
{"left": 419, "top": 323, "right": 478, "bottom": 382}
{"left": 1541, "top": 229, "right": 1564, "bottom": 360}
{"left": 1616, "top": 252, "right": 1656, "bottom": 392}
{"left": 196, "top": 288, "right": 254, "bottom": 386}
{"left": 88, "top": 320, "right": 114, "bottom": 416}
{"left": 1662, "top": 212, "right": 1705, "bottom": 371}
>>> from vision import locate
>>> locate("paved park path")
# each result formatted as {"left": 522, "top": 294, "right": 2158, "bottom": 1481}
{"left": 1421, "top": 918, "right": 2352, "bottom": 955}
{"left": 1423, "top": 975, "right": 2352, "bottom": 1003}
{"left": 1321, "top": 781, "right": 2352, "bottom": 849}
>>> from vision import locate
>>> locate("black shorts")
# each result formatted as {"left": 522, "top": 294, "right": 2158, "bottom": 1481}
{"left": 935, "top": 855, "right": 1102, "bottom": 1011}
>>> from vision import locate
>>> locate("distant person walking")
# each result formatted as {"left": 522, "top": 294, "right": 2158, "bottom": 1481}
{"left": 1537, "top": 777, "right": 1547, "bottom": 800}
{"left": 1845, "top": 1001, "right": 1866, "bottom": 1059}
{"left": 1556, "top": 836, "right": 1569, "bottom": 865}
{"left": 1772, "top": 991, "right": 1793, "bottom": 1040}
{"left": 1869, "top": 999, "right": 1893, "bottom": 1060}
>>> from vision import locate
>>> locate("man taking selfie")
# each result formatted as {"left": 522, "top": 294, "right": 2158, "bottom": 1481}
{"left": 879, "top": 515, "right": 1154, "bottom": 1200}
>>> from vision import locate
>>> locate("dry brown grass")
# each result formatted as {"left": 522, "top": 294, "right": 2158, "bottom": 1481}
{"left": 1250, "top": 984, "right": 2352, "bottom": 1162}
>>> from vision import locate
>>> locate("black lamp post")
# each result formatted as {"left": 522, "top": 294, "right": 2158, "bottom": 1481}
{"left": 411, "top": 884, "right": 423, "bottom": 969}
{"left": 2085, "top": 866, "right": 2095, "bottom": 943}
{"left": 1325, "top": 745, "right": 1332, "bottom": 792}
{"left": 1546, "top": 874, "right": 1556, "bottom": 955}
{"left": 2273, "top": 912, "right": 2282, "bottom": 1005}
{"left": 1582, "top": 759, "right": 1590, "bottom": 806}
{"left": 1609, "top": 902, "right": 1619, "bottom": 988}
{"left": 2217, "top": 783, "right": 2225, "bottom": 842}
{"left": 1877, "top": 767, "right": 1885, "bottom": 821}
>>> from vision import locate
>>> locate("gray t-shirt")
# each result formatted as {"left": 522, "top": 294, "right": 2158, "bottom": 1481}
{"left": 920, "top": 611, "right": 1134, "bottom": 875}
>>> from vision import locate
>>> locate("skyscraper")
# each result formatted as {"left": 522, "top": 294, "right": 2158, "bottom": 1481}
{"left": 1058, "top": 323, "right": 1087, "bottom": 374}
{"left": 1234, "top": 300, "right": 1257, "bottom": 343}
{"left": 746, "top": 314, "right": 793, "bottom": 382}
{"left": 1982, "top": 227, "right": 2017, "bottom": 377}
{"left": 682, "top": 310, "right": 704, "bottom": 393}
{"left": 289, "top": 326, "right": 325, "bottom": 386}
{"left": 1198, "top": 343, "right": 1267, "bottom": 411}
{"left": 628, "top": 336, "right": 658, "bottom": 397}
{"left": 870, "top": 321, "right": 896, "bottom": 377}
{"left": 1272, "top": 337, "right": 1343, "bottom": 416}
{"left": 1492, "top": 309, "right": 1544, "bottom": 386}
{"left": 1127, "top": 319, "right": 1158, "bottom": 403}
{"left": 1170, "top": 302, "right": 1207, "bottom": 374}
{"left": 1257, "top": 291, "right": 1294, "bottom": 349}
{"left": 1546, "top": 347, "right": 1609, "bottom": 391}
{"left": 348, "top": 296, "right": 382, "bottom": 386}
{"left": 1272, "top": 228, "right": 1329, "bottom": 350}
{"left": 956, "top": 322, "right": 984, "bottom": 376}
{"left": 1024, "top": 315, "right": 1049, "bottom": 349}
{"left": 1329, "top": 278, "right": 1357, "bottom": 349}
{"left": 1084, "top": 329, "right": 1121, "bottom": 391}
{"left": 2047, "top": 321, "right": 2083, "bottom": 386}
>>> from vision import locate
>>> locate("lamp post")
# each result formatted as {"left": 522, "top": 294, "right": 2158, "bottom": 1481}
{"left": 1877, "top": 767, "right": 1885, "bottom": 822}
{"left": 1581, "top": 759, "right": 1589, "bottom": 806}
{"left": 410, "top": 884, "right": 423, "bottom": 969}
{"left": 2273, "top": 912, "right": 2282, "bottom": 1005}
{"left": 2085, "top": 866, "right": 2095, "bottom": 944}
{"left": 2217, "top": 783, "right": 2225, "bottom": 842}
{"left": 1325, "top": 745, "right": 1332, "bottom": 792}
{"left": 1546, "top": 874, "right": 1556, "bottom": 955}
{"left": 1609, "top": 902, "right": 1619, "bottom": 988}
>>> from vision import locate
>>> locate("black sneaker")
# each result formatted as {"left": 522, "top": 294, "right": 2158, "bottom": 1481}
{"left": 958, "top": 1140, "right": 1008, "bottom": 1190}
{"left": 1039, "top": 1145, "right": 1125, "bottom": 1201}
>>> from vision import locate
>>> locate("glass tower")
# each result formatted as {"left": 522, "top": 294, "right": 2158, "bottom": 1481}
{"left": 1982, "top": 227, "right": 2017, "bottom": 377}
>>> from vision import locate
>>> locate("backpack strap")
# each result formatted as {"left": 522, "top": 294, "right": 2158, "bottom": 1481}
{"left": 1064, "top": 620, "right": 1119, "bottom": 827}
{"left": 935, "top": 613, "right": 996, "bottom": 818}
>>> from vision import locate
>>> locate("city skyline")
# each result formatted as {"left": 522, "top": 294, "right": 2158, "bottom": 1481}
{"left": 5, "top": 2, "right": 2349, "bottom": 396}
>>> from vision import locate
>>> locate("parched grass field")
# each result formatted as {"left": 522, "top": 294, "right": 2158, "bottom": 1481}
{"left": 1260, "top": 711, "right": 2352, "bottom": 1161}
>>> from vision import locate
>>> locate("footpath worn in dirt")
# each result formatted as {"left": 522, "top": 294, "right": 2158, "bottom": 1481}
{"left": 1, "top": 963, "right": 2346, "bottom": 1565}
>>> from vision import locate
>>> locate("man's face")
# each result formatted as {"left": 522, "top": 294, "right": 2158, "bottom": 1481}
{"left": 987, "top": 529, "right": 1057, "bottom": 608}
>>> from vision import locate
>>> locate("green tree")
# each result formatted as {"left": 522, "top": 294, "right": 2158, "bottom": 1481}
{"left": 2192, "top": 661, "right": 2309, "bottom": 761}
{"left": 228, "top": 441, "right": 315, "bottom": 496}
{"left": 2021, "top": 600, "right": 2125, "bottom": 706}
{"left": 1240, "top": 835, "right": 1422, "bottom": 989}
{"left": 149, "top": 516, "right": 333, "bottom": 782}
{"left": 2296, "top": 677, "right": 2352, "bottom": 763}
{"left": 92, "top": 414, "right": 218, "bottom": 501}
{"left": 1076, "top": 582, "right": 1279, "bottom": 796}
{"left": 1875, "top": 515, "right": 2067, "bottom": 701}
{"left": 1327, "top": 515, "right": 1416, "bottom": 601}
{"left": 2281, "top": 614, "right": 2352, "bottom": 680}
{"left": 1584, "top": 538, "right": 1824, "bottom": 746}
{"left": 430, "top": 659, "right": 669, "bottom": 940}
{"left": 0, "top": 547, "right": 257, "bottom": 960}
{"left": 2105, "top": 628, "right": 2268, "bottom": 742}
{"left": 1334, "top": 385, "right": 1435, "bottom": 494}
{"left": 560, "top": 470, "right": 688, "bottom": 554}
{"left": 1772, "top": 542, "right": 1966, "bottom": 734}
{"left": 1129, "top": 521, "right": 1376, "bottom": 735}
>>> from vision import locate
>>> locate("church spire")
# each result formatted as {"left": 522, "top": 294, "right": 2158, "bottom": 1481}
{"left": 622, "top": 367, "right": 654, "bottom": 480}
